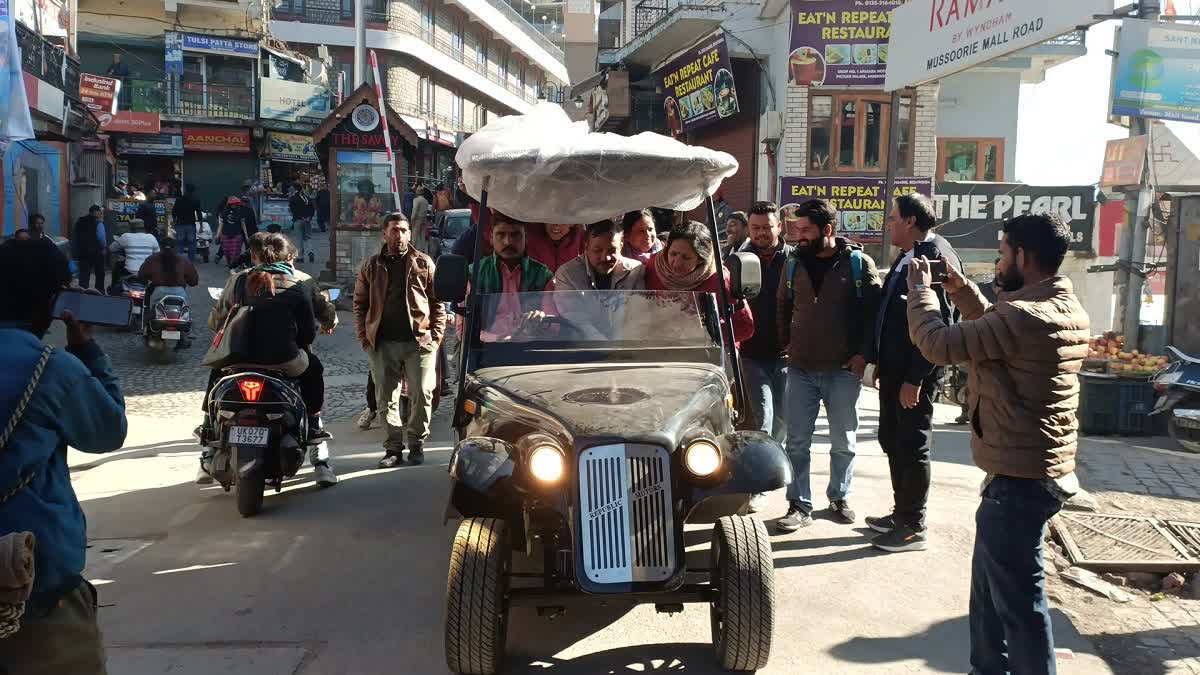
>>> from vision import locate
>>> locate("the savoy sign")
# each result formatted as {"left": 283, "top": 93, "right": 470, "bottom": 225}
{"left": 932, "top": 182, "right": 1096, "bottom": 251}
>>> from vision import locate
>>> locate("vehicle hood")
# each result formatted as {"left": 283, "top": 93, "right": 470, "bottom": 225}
{"left": 472, "top": 363, "right": 729, "bottom": 440}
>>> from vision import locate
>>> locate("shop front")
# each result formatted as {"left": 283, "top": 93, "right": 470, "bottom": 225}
{"left": 259, "top": 77, "right": 331, "bottom": 192}
{"left": 181, "top": 126, "right": 257, "bottom": 214}
{"left": 112, "top": 131, "right": 182, "bottom": 231}
{"left": 164, "top": 32, "right": 258, "bottom": 125}
{"left": 313, "top": 84, "right": 418, "bottom": 283}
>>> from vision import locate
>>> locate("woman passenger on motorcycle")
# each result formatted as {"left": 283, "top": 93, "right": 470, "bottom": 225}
{"left": 645, "top": 220, "right": 755, "bottom": 344}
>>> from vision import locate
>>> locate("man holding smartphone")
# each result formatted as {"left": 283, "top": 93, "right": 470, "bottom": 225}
{"left": 868, "top": 193, "right": 961, "bottom": 553}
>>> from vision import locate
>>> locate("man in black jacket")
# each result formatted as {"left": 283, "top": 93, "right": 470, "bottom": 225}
{"left": 72, "top": 206, "right": 107, "bottom": 291}
{"left": 868, "top": 193, "right": 962, "bottom": 553}
{"left": 738, "top": 202, "right": 792, "bottom": 512}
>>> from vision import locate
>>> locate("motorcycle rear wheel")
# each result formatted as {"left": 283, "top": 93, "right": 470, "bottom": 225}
{"left": 237, "top": 467, "right": 265, "bottom": 517}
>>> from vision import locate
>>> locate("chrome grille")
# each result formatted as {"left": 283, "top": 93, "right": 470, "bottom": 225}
{"left": 579, "top": 444, "right": 676, "bottom": 584}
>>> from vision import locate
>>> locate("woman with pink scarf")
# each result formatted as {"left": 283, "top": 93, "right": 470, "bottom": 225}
{"left": 621, "top": 209, "right": 663, "bottom": 265}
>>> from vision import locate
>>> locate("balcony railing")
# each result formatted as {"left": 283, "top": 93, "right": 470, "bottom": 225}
{"left": 390, "top": 99, "right": 478, "bottom": 134}
{"left": 1046, "top": 30, "right": 1086, "bottom": 48}
{"left": 630, "top": 0, "right": 723, "bottom": 42}
{"left": 15, "top": 20, "right": 80, "bottom": 94}
{"left": 114, "top": 78, "right": 254, "bottom": 120}
{"left": 478, "top": 0, "right": 565, "bottom": 61}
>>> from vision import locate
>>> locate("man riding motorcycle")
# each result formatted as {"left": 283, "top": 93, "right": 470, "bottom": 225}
{"left": 108, "top": 218, "right": 159, "bottom": 292}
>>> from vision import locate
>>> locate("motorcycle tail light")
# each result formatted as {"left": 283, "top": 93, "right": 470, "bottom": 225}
{"left": 238, "top": 379, "right": 264, "bottom": 402}
{"left": 129, "top": 289, "right": 145, "bottom": 299}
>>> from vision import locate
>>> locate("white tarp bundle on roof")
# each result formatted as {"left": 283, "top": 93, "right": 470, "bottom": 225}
{"left": 455, "top": 102, "right": 738, "bottom": 224}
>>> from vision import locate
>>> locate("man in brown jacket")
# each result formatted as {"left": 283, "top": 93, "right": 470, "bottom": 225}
{"left": 907, "top": 212, "right": 1088, "bottom": 675}
{"left": 354, "top": 213, "right": 446, "bottom": 467}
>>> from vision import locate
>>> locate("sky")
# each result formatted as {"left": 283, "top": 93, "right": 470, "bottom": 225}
{"left": 1016, "top": 19, "right": 1200, "bottom": 186}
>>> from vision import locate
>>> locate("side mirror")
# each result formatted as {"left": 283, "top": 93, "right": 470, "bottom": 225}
{"left": 725, "top": 252, "right": 762, "bottom": 300}
{"left": 207, "top": 287, "right": 223, "bottom": 300}
{"left": 434, "top": 254, "right": 469, "bottom": 304}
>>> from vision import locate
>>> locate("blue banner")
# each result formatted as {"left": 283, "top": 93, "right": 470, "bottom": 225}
{"left": 181, "top": 33, "right": 258, "bottom": 58}
{"left": 1112, "top": 19, "right": 1200, "bottom": 123}
{"left": 165, "top": 32, "right": 183, "bottom": 75}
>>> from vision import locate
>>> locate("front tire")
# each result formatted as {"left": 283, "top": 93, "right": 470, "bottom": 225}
{"left": 710, "top": 515, "right": 775, "bottom": 671}
{"left": 236, "top": 467, "right": 265, "bottom": 517}
{"left": 445, "top": 518, "right": 509, "bottom": 675}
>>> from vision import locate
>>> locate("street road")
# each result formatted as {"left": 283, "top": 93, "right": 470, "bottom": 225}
{"left": 65, "top": 256, "right": 1114, "bottom": 674}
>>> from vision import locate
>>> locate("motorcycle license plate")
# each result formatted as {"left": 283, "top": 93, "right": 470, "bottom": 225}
{"left": 162, "top": 330, "right": 181, "bottom": 340}
{"left": 229, "top": 426, "right": 269, "bottom": 446}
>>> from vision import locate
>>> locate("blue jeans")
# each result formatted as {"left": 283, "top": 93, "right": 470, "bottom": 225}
{"left": 296, "top": 217, "right": 312, "bottom": 255}
{"left": 784, "top": 367, "right": 861, "bottom": 511}
{"left": 175, "top": 224, "right": 196, "bottom": 262}
{"left": 970, "top": 476, "right": 1063, "bottom": 675}
{"left": 743, "top": 356, "right": 787, "bottom": 442}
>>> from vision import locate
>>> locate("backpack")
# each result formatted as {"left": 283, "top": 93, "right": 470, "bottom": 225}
{"left": 784, "top": 249, "right": 865, "bottom": 301}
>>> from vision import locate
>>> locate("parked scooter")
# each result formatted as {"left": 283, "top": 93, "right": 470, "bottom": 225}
{"left": 1152, "top": 346, "right": 1200, "bottom": 453}
{"left": 143, "top": 289, "right": 192, "bottom": 363}
{"left": 199, "top": 286, "right": 340, "bottom": 517}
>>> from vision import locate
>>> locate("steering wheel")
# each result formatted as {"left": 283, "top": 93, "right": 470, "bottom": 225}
{"left": 537, "top": 314, "right": 590, "bottom": 340}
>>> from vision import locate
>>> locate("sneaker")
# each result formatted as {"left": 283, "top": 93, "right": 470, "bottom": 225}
{"left": 313, "top": 462, "right": 338, "bottom": 488}
{"left": 357, "top": 408, "right": 376, "bottom": 430}
{"left": 776, "top": 503, "right": 813, "bottom": 533}
{"left": 195, "top": 461, "right": 213, "bottom": 485}
{"left": 408, "top": 447, "right": 425, "bottom": 466}
{"left": 377, "top": 452, "right": 404, "bottom": 469}
{"left": 829, "top": 499, "right": 856, "bottom": 524}
{"left": 865, "top": 514, "right": 896, "bottom": 534}
{"left": 748, "top": 493, "right": 769, "bottom": 514}
{"left": 871, "top": 526, "right": 928, "bottom": 553}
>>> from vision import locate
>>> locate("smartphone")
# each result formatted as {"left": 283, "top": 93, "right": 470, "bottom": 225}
{"left": 913, "top": 241, "right": 949, "bottom": 284}
{"left": 52, "top": 290, "right": 133, "bottom": 327}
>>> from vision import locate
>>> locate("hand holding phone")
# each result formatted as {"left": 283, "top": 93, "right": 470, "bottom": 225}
{"left": 913, "top": 241, "right": 948, "bottom": 285}
{"left": 52, "top": 290, "right": 132, "bottom": 329}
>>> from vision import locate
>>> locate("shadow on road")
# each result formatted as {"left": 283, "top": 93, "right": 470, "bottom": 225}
{"left": 505, "top": 641, "right": 722, "bottom": 674}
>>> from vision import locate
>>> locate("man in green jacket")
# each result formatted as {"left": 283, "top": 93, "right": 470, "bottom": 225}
{"left": 474, "top": 212, "right": 553, "bottom": 341}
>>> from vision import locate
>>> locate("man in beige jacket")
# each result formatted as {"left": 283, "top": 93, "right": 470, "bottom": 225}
{"left": 906, "top": 212, "right": 1089, "bottom": 675}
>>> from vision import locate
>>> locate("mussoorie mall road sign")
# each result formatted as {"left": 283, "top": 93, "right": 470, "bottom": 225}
{"left": 884, "top": 0, "right": 1114, "bottom": 91}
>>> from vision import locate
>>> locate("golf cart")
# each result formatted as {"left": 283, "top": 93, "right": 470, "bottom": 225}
{"left": 438, "top": 104, "right": 791, "bottom": 674}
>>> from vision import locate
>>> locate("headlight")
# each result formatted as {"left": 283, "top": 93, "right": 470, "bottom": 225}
{"left": 684, "top": 440, "right": 721, "bottom": 477}
{"left": 529, "top": 445, "right": 565, "bottom": 482}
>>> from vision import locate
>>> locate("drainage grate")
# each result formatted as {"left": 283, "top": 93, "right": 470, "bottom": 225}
{"left": 1166, "top": 521, "right": 1200, "bottom": 558}
{"left": 1051, "top": 513, "right": 1200, "bottom": 572}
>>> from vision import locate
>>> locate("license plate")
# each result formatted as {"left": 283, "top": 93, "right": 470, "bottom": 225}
{"left": 162, "top": 330, "right": 181, "bottom": 340}
{"left": 229, "top": 426, "right": 269, "bottom": 446}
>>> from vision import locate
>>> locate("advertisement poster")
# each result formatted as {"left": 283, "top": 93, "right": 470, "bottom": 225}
{"left": 268, "top": 131, "right": 318, "bottom": 163}
{"left": 658, "top": 34, "right": 738, "bottom": 136}
{"left": 335, "top": 150, "right": 396, "bottom": 230}
{"left": 789, "top": 0, "right": 901, "bottom": 88}
{"left": 183, "top": 127, "right": 250, "bottom": 152}
{"left": 260, "top": 79, "right": 332, "bottom": 124}
{"left": 931, "top": 182, "right": 1096, "bottom": 251}
{"left": 779, "top": 176, "right": 932, "bottom": 243}
{"left": 885, "top": 0, "right": 1110, "bottom": 91}
{"left": 105, "top": 198, "right": 171, "bottom": 232}
{"left": 164, "top": 31, "right": 183, "bottom": 75}
{"left": 3, "top": 140, "right": 61, "bottom": 236}
{"left": 1112, "top": 19, "right": 1200, "bottom": 123}
{"left": 1100, "top": 135, "right": 1148, "bottom": 187}
{"left": 80, "top": 73, "right": 119, "bottom": 114}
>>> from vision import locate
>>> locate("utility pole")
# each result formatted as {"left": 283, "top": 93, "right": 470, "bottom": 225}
{"left": 353, "top": 0, "right": 367, "bottom": 87}
{"left": 1116, "top": 0, "right": 1159, "bottom": 346}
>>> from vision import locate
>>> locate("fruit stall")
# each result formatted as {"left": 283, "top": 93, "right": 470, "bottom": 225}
{"left": 1080, "top": 332, "right": 1168, "bottom": 436}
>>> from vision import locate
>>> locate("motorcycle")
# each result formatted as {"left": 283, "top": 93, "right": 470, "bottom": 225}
{"left": 120, "top": 275, "right": 147, "bottom": 332}
{"left": 1152, "top": 346, "right": 1200, "bottom": 453}
{"left": 200, "top": 286, "right": 340, "bottom": 517}
{"left": 143, "top": 289, "right": 192, "bottom": 363}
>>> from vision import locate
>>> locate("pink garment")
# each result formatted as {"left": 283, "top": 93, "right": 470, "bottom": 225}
{"left": 525, "top": 225, "right": 585, "bottom": 274}
{"left": 481, "top": 263, "right": 525, "bottom": 341}
{"left": 623, "top": 239, "right": 663, "bottom": 266}
{"left": 644, "top": 257, "right": 755, "bottom": 344}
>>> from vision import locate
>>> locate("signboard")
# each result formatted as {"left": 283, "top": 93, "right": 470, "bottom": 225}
{"left": 260, "top": 78, "right": 332, "bottom": 124}
{"left": 788, "top": 0, "right": 901, "bottom": 88}
{"left": 327, "top": 111, "right": 407, "bottom": 150}
{"left": 183, "top": 127, "right": 250, "bottom": 153}
{"left": 267, "top": 131, "right": 318, "bottom": 163}
{"left": 779, "top": 176, "right": 934, "bottom": 243}
{"left": 1112, "top": 19, "right": 1200, "bottom": 123}
{"left": 165, "top": 31, "right": 183, "bottom": 75}
{"left": 884, "top": 0, "right": 1112, "bottom": 91}
{"left": 1101, "top": 135, "right": 1148, "bottom": 188}
{"left": 98, "top": 111, "right": 161, "bottom": 134}
{"left": 105, "top": 198, "right": 171, "bottom": 232}
{"left": 180, "top": 32, "right": 258, "bottom": 58}
{"left": 115, "top": 133, "right": 183, "bottom": 157}
{"left": 658, "top": 34, "right": 739, "bottom": 136}
{"left": 79, "top": 73, "right": 119, "bottom": 114}
{"left": 931, "top": 182, "right": 1096, "bottom": 251}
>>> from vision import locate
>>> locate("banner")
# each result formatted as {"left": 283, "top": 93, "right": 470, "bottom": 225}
{"left": 657, "top": 34, "right": 739, "bottom": 136}
{"left": 267, "top": 131, "right": 317, "bottom": 163}
{"left": 1112, "top": 19, "right": 1200, "bottom": 123}
{"left": 779, "top": 176, "right": 933, "bottom": 243}
{"left": 106, "top": 197, "right": 171, "bottom": 232}
{"left": 80, "top": 73, "right": 119, "bottom": 114}
{"left": 0, "top": 0, "right": 34, "bottom": 147}
{"left": 788, "top": 1, "right": 902, "bottom": 88}
{"left": 115, "top": 133, "right": 184, "bottom": 157}
{"left": 180, "top": 32, "right": 258, "bottom": 58}
{"left": 165, "top": 31, "right": 183, "bottom": 75}
{"left": 931, "top": 182, "right": 1096, "bottom": 251}
{"left": 260, "top": 78, "right": 332, "bottom": 124}
{"left": 98, "top": 111, "right": 161, "bottom": 134}
{"left": 183, "top": 127, "right": 250, "bottom": 153}
{"left": 884, "top": 0, "right": 1112, "bottom": 91}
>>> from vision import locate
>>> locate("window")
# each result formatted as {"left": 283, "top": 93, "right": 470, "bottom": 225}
{"left": 451, "top": 19, "right": 464, "bottom": 54}
{"left": 808, "top": 92, "right": 914, "bottom": 175}
{"left": 938, "top": 138, "right": 1004, "bottom": 182}
{"left": 450, "top": 91, "right": 463, "bottom": 126}
{"left": 421, "top": 1, "right": 435, "bottom": 40}
{"left": 498, "top": 48, "right": 507, "bottom": 80}
{"left": 419, "top": 77, "right": 434, "bottom": 115}
{"left": 476, "top": 33, "right": 487, "bottom": 72}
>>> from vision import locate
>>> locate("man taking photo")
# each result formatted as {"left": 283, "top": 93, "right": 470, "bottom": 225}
{"left": 906, "top": 212, "right": 1088, "bottom": 675}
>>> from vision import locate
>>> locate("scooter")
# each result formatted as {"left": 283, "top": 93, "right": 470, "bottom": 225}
{"left": 120, "top": 275, "right": 147, "bottom": 332}
{"left": 143, "top": 289, "right": 192, "bottom": 363}
{"left": 1152, "top": 346, "right": 1200, "bottom": 453}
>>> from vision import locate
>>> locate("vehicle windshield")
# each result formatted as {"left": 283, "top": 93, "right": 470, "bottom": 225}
{"left": 442, "top": 214, "right": 471, "bottom": 240}
{"left": 467, "top": 290, "right": 724, "bottom": 369}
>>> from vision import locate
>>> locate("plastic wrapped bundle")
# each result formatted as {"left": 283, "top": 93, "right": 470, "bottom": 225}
{"left": 455, "top": 103, "right": 738, "bottom": 224}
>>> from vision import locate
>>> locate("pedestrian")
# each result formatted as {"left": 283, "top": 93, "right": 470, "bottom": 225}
{"left": 410, "top": 186, "right": 431, "bottom": 250}
{"left": 775, "top": 198, "right": 881, "bottom": 533}
{"left": 713, "top": 191, "right": 731, "bottom": 229}
{"left": 354, "top": 214, "right": 446, "bottom": 468}
{"left": 402, "top": 181, "right": 416, "bottom": 223}
{"left": 738, "top": 202, "right": 792, "bottom": 513}
{"left": 288, "top": 183, "right": 316, "bottom": 262}
{"left": 104, "top": 52, "right": 129, "bottom": 79}
{"left": 866, "top": 193, "right": 963, "bottom": 552}
{"left": 725, "top": 210, "right": 748, "bottom": 251}
{"left": 170, "top": 183, "right": 203, "bottom": 262}
{"left": 219, "top": 196, "right": 256, "bottom": 268}
{"left": 71, "top": 205, "right": 107, "bottom": 292}
{"left": 906, "top": 212, "right": 1088, "bottom": 675}
{"left": 316, "top": 185, "right": 331, "bottom": 232}
{"left": 0, "top": 239, "right": 127, "bottom": 673}
{"left": 136, "top": 194, "right": 159, "bottom": 240}
{"left": 26, "top": 213, "right": 61, "bottom": 258}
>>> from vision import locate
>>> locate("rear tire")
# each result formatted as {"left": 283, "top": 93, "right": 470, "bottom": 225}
{"left": 236, "top": 467, "right": 265, "bottom": 517}
{"left": 710, "top": 515, "right": 775, "bottom": 671}
{"left": 445, "top": 518, "right": 509, "bottom": 675}
{"left": 1169, "top": 416, "right": 1200, "bottom": 454}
